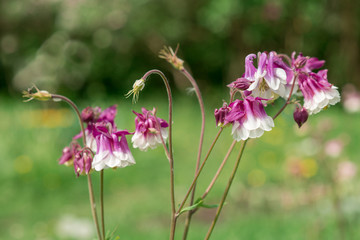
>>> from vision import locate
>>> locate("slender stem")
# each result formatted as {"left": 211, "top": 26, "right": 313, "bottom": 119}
{"left": 180, "top": 68, "right": 206, "bottom": 240}
{"left": 272, "top": 73, "right": 297, "bottom": 120}
{"left": 87, "top": 174, "right": 103, "bottom": 240}
{"left": 100, "top": 170, "right": 105, "bottom": 240}
{"left": 201, "top": 140, "right": 237, "bottom": 199}
{"left": 205, "top": 140, "right": 248, "bottom": 240}
{"left": 51, "top": 94, "right": 102, "bottom": 240}
{"left": 141, "top": 70, "right": 176, "bottom": 240}
{"left": 177, "top": 128, "right": 223, "bottom": 215}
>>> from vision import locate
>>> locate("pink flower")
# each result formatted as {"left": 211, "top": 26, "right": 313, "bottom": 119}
{"left": 74, "top": 149, "right": 93, "bottom": 177}
{"left": 298, "top": 71, "right": 340, "bottom": 114}
{"left": 132, "top": 108, "right": 169, "bottom": 151}
{"left": 243, "top": 52, "right": 295, "bottom": 99}
{"left": 225, "top": 97, "right": 274, "bottom": 141}
{"left": 214, "top": 102, "right": 231, "bottom": 127}
{"left": 92, "top": 124, "right": 135, "bottom": 171}
{"left": 59, "top": 142, "right": 81, "bottom": 166}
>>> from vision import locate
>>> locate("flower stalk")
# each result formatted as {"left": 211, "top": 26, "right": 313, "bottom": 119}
{"left": 51, "top": 94, "right": 103, "bottom": 240}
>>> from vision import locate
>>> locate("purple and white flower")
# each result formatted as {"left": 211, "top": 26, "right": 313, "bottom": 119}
{"left": 214, "top": 102, "right": 231, "bottom": 127}
{"left": 59, "top": 142, "right": 81, "bottom": 166}
{"left": 74, "top": 149, "right": 93, "bottom": 177}
{"left": 298, "top": 70, "right": 340, "bottom": 114}
{"left": 132, "top": 108, "right": 169, "bottom": 151}
{"left": 92, "top": 124, "right": 135, "bottom": 171}
{"left": 241, "top": 52, "right": 295, "bottom": 99}
{"left": 225, "top": 97, "right": 274, "bottom": 141}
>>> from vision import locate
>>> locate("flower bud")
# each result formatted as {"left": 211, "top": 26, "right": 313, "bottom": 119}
{"left": 227, "top": 78, "right": 252, "bottom": 91}
{"left": 81, "top": 107, "right": 95, "bottom": 123}
{"left": 214, "top": 102, "right": 231, "bottom": 127}
{"left": 293, "top": 106, "right": 308, "bottom": 128}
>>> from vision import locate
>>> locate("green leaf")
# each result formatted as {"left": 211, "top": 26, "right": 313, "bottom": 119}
{"left": 178, "top": 199, "right": 203, "bottom": 215}
{"left": 178, "top": 198, "right": 219, "bottom": 216}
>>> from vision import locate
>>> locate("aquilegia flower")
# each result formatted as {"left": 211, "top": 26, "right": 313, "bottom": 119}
{"left": 225, "top": 97, "right": 274, "bottom": 141}
{"left": 298, "top": 70, "right": 340, "bottom": 114}
{"left": 214, "top": 102, "right": 231, "bottom": 127}
{"left": 132, "top": 108, "right": 169, "bottom": 151}
{"left": 74, "top": 149, "right": 93, "bottom": 177}
{"left": 92, "top": 123, "right": 135, "bottom": 171}
{"left": 234, "top": 52, "right": 295, "bottom": 99}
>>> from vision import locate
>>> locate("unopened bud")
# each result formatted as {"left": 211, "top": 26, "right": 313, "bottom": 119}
{"left": 214, "top": 102, "right": 231, "bottom": 127}
{"left": 293, "top": 54, "right": 309, "bottom": 69}
{"left": 227, "top": 78, "right": 252, "bottom": 90}
{"left": 81, "top": 107, "right": 95, "bottom": 123}
{"left": 293, "top": 106, "right": 308, "bottom": 128}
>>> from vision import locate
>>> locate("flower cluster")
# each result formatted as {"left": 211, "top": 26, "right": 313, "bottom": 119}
{"left": 58, "top": 105, "right": 170, "bottom": 175}
{"left": 219, "top": 51, "right": 340, "bottom": 141}
{"left": 59, "top": 105, "right": 135, "bottom": 174}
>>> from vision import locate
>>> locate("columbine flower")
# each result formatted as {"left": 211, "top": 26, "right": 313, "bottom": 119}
{"left": 293, "top": 106, "right": 308, "bottom": 128}
{"left": 92, "top": 124, "right": 135, "bottom": 171}
{"left": 225, "top": 97, "right": 274, "bottom": 141}
{"left": 59, "top": 142, "right": 81, "bottom": 167}
{"left": 244, "top": 52, "right": 294, "bottom": 99}
{"left": 214, "top": 102, "right": 231, "bottom": 127}
{"left": 75, "top": 105, "right": 118, "bottom": 152}
{"left": 298, "top": 70, "right": 340, "bottom": 114}
{"left": 74, "top": 149, "right": 93, "bottom": 177}
{"left": 125, "top": 79, "right": 145, "bottom": 103}
{"left": 132, "top": 108, "right": 169, "bottom": 151}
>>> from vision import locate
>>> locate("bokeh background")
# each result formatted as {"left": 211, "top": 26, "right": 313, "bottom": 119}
{"left": 1, "top": 0, "right": 360, "bottom": 239}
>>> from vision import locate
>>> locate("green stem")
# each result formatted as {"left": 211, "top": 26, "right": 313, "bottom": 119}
{"left": 204, "top": 140, "right": 247, "bottom": 240}
{"left": 180, "top": 68, "right": 206, "bottom": 240}
{"left": 100, "top": 170, "right": 105, "bottom": 240}
{"left": 177, "top": 128, "right": 223, "bottom": 215}
{"left": 51, "top": 94, "right": 102, "bottom": 240}
{"left": 141, "top": 70, "right": 176, "bottom": 240}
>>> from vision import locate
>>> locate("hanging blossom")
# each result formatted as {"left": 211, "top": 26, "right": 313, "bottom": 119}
{"left": 291, "top": 52, "right": 340, "bottom": 115}
{"left": 92, "top": 123, "right": 135, "bottom": 171}
{"left": 298, "top": 70, "right": 340, "bottom": 115}
{"left": 238, "top": 51, "right": 295, "bottom": 100}
{"left": 224, "top": 97, "right": 274, "bottom": 141}
{"left": 58, "top": 142, "right": 93, "bottom": 176}
{"left": 132, "top": 108, "right": 169, "bottom": 151}
{"left": 70, "top": 105, "right": 135, "bottom": 172}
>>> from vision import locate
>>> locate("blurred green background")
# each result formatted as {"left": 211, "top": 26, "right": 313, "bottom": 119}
{"left": 1, "top": 0, "right": 360, "bottom": 239}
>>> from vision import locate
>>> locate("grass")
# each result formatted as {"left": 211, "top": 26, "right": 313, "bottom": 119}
{"left": 1, "top": 93, "right": 360, "bottom": 239}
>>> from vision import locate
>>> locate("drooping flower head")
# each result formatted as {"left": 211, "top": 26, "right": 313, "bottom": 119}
{"left": 225, "top": 97, "right": 274, "bottom": 141}
{"left": 132, "top": 108, "right": 169, "bottom": 151}
{"left": 293, "top": 106, "right": 309, "bottom": 128}
{"left": 298, "top": 70, "right": 340, "bottom": 115}
{"left": 214, "top": 102, "right": 231, "bottom": 127}
{"left": 59, "top": 142, "right": 81, "bottom": 166}
{"left": 92, "top": 123, "right": 135, "bottom": 171}
{"left": 74, "top": 149, "right": 93, "bottom": 177}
